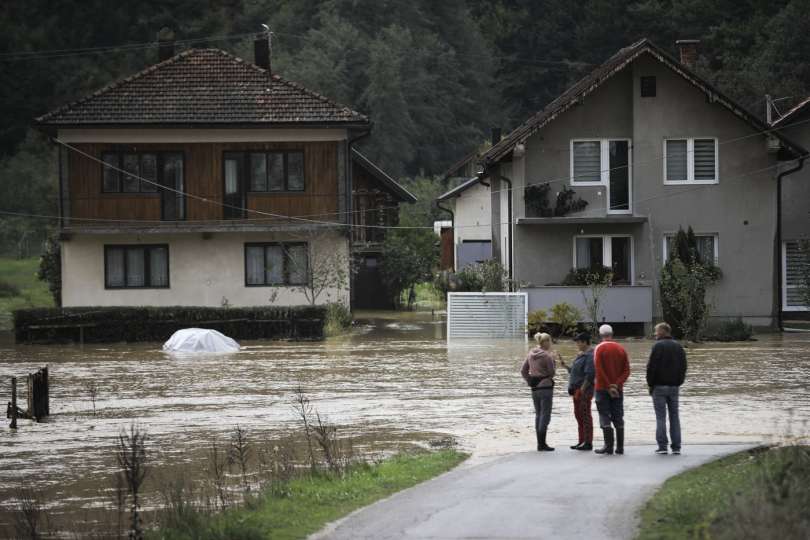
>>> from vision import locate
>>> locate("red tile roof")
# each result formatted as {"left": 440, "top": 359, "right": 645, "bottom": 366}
{"left": 37, "top": 48, "right": 368, "bottom": 127}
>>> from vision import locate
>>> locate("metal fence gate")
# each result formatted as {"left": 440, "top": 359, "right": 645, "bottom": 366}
{"left": 446, "top": 292, "right": 528, "bottom": 340}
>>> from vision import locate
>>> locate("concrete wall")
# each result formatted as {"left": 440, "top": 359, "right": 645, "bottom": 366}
{"left": 508, "top": 51, "right": 781, "bottom": 325}
{"left": 61, "top": 230, "right": 350, "bottom": 307}
{"left": 777, "top": 110, "right": 810, "bottom": 242}
{"left": 451, "top": 180, "right": 492, "bottom": 268}
{"left": 523, "top": 285, "right": 653, "bottom": 323}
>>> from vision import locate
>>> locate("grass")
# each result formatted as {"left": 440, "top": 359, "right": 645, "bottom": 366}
{"left": 0, "top": 257, "right": 53, "bottom": 331}
{"left": 637, "top": 445, "right": 810, "bottom": 540}
{"left": 150, "top": 449, "right": 468, "bottom": 540}
{"left": 400, "top": 282, "right": 444, "bottom": 311}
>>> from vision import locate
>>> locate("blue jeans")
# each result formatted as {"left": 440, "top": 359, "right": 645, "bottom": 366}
{"left": 531, "top": 387, "right": 553, "bottom": 434}
{"left": 652, "top": 385, "right": 681, "bottom": 450}
{"left": 595, "top": 389, "right": 624, "bottom": 429}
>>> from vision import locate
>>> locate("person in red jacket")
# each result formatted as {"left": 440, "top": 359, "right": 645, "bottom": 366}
{"left": 593, "top": 324, "right": 630, "bottom": 455}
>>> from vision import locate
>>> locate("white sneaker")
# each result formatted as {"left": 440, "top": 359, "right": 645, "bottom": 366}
{"left": 672, "top": 449, "right": 681, "bottom": 455}
{"left": 655, "top": 448, "right": 668, "bottom": 455}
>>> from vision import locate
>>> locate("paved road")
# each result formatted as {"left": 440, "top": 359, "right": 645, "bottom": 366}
{"left": 313, "top": 444, "right": 752, "bottom": 540}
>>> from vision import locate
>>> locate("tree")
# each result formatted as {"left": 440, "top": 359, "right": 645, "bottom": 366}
{"left": 659, "top": 226, "right": 721, "bottom": 340}
{"left": 287, "top": 233, "right": 350, "bottom": 306}
{"left": 380, "top": 228, "right": 438, "bottom": 308}
{"left": 581, "top": 269, "right": 613, "bottom": 339}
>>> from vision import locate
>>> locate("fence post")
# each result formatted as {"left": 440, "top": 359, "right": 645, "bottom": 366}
{"left": 10, "top": 377, "right": 17, "bottom": 429}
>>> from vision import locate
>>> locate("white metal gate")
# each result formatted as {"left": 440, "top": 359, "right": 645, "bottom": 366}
{"left": 447, "top": 292, "right": 528, "bottom": 340}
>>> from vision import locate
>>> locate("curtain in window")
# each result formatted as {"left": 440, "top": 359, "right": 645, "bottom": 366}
{"left": 162, "top": 154, "right": 184, "bottom": 220}
{"left": 573, "top": 141, "right": 601, "bottom": 183}
{"left": 105, "top": 248, "right": 125, "bottom": 287}
{"left": 102, "top": 153, "right": 120, "bottom": 192}
{"left": 224, "top": 159, "right": 239, "bottom": 195}
{"left": 126, "top": 248, "right": 146, "bottom": 287}
{"left": 287, "top": 244, "right": 309, "bottom": 284}
{"left": 266, "top": 246, "right": 284, "bottom": 284}
{"left": 695, "top": 236, "right": 716, "bottom": 265}
{"left": 122, "top": 153, "right": 140, "bottom": 192}
{"left": 666, "top": 140, "right": 688, "bottom": 181}
{"left": 575, "top": 238, "right": 602, "bottom": 270}
{"left": 246, "top": 246, "right": 265, "bottom": 285}
{"left": 268, "top": 153, "right": 284, "bottom": 191}
{"left": 250, "top": 153, "right": 267, "bottom": 191}
{"left": 609, "top": 141, "right": 630, "bottom": 211}
{"left": 140, "top": 154, "right": 158, "bottom": 192}
{"left": 611, "top": 237, "right": 631, "bottom": 284}
{"left": 693, "top": 139, "right": 716, "bottom": 181}
{"left": 149, "top": 246, "right": 169, "bottom": 287}
{"left": 287, "top": 152, "right": 305, "bottom": 191}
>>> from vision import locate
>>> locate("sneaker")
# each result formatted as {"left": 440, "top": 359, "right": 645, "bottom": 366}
{"left": 672, "top": 449, "right": 681, "bottom": 455}
{"left": 655, "top": 448, "right": 668, "bottom": 455}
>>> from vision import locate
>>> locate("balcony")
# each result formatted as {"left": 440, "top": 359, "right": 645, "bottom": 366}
{"left": 521, "top": 285, "right": 653, "bottom": 323}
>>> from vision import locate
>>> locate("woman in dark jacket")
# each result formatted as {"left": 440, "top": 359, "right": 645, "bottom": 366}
{"left": 560, "top": 332, "right": 595, "bottom": 450}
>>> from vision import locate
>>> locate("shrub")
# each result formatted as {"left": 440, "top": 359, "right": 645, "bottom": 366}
{"left": 453, "top": 260, "right": 508, "bottom": 292}
{"left": 324, "top": 302, "right": 352, "bottom": 337}
{"left": 553, "top": 187, "right": 588, "bottom": 216}
{"left": 37, "top": 235, "right": 61, "bottom": 306}
{"left": 14, "top": 306, "right": 327, "bottom": 344}
{"left": 562, "top": 266, "right": 613, "bottom": 286}
{"left": 0, "top": 279, "right": 21, "bottom": 298}
{"left": 704, "top": 318, "right": 753, "bottom": 342}
{"left": 549, "top": 302, "right": 581, "bottom": 337}
{"left": 524, "top": 183, "right": 551, "bottom": 216}
{"left": 527, "top": 309, "right": 547, "bottom": 335}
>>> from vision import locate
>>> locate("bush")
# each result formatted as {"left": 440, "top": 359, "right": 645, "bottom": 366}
{"left": 549, "top": 302, "right": 581, "bottom": 337}
{"left": 704, "top": 318, "right": 753, "bottom": 342}
{"left": 324, "top": 303, "right": 352, "bottom": 337}
{"left": 0, "top": 279, "right": 21, "bottom": 298}
{"left": 527, "top": 309, "right": 547, "bottom": 335}
{"left": 562, "top": 266, "right": 613, "bottom": 286}
{"left": 14, "top": 306, "right": 327, "bottom": 344}
{"left": 452, "top": 260, "right": 508, "bottom": 292}
{"left": 37, "top": 235, "right": 61, "bottom": 306}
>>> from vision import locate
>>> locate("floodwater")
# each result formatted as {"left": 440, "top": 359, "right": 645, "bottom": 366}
{"left": 1, "top": 311, "right": 809, "bottom": 530}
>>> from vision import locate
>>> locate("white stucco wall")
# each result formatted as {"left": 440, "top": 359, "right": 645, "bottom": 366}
{"left": 61, "top": 230, "right": 350, "bottom": 307}
{"left": 452, "top": 181, "right": 492, "bottom": 268}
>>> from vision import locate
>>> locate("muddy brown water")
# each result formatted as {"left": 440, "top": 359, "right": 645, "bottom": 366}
{"left": 1, "top": 311, "right": 809, "bottom": 531}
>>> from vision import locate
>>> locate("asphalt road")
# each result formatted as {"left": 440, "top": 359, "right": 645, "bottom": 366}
{"left": 312, "top": 444, "right": 752, "bottom": 540}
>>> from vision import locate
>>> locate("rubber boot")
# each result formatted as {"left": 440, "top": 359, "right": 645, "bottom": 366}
{"left": 536, "top": 429, "right": 542, "bottom": 451}
{"left": 570, "top": 442, "right": 584, "bottom": 450}
{"left": 594, "top": 427, "right": 614, "bottom": 455}
{"left": 615, "top": 427, "right": 624, "bottom": 455}
{"left": 579, "top": 442, "right": 593, "bottom": 451}
{"left": 538, "top": 429, "right": 555, "bottom": 451}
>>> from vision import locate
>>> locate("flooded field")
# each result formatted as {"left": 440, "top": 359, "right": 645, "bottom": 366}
{"left": 1, "top": 311, "right": 809, "bottom": 530}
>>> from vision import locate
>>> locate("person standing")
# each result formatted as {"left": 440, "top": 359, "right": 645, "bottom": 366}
{"left": 559, "top": 332, "right": 595, "bottom": 450}
{"left": 593, "top": 324, "right": 630, "bottom": 455}
{"left": 520, "top": 332, "right": 558, "bottom": 452}
{"left": 646, "top": 322, "right": 687, "bottom": 455}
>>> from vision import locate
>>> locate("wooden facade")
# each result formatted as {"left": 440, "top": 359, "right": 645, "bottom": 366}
{"left": 350, "top": 162, "right": 400, "bottom": 246}
{"left": 66, "top": 141, "right": 341, "bottom": 226}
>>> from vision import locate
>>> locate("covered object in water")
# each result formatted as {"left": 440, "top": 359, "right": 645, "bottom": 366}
{"left": 162, "top": 328, "right": 240, "bottom": 353}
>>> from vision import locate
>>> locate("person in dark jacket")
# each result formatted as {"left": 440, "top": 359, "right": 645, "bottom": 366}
{"left": 559, "top": 332, "right": 595, "bottom": 450}
{"left": 646, "top": 322, "right": 687, "bottom": 455}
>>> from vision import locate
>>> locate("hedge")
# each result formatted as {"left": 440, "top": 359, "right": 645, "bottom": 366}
{"left": 13, "top": 306, "right": 326, "bottom": 344}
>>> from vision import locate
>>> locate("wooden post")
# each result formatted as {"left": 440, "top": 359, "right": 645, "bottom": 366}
{"left": 42, "top": 366, "right": 49, "bottom": 417}
{"left": 10, "top": 377, "right": 17, "bottom": 429}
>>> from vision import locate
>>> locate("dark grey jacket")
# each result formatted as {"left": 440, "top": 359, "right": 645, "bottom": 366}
{"left": 646, "top": 337, "right": 687, "bottom": 387}
{"left": 567, "top": 349, "right": 595, "bottom": 393}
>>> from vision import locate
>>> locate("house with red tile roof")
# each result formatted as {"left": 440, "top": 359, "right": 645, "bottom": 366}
{"left": 36, "top": 31, "right": 414, "bottom": 309}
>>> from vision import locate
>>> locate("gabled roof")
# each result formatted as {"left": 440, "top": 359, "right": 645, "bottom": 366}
{"left": 481, "top": 38, "right": 807, "bottom": 166}
{"left": 352, "top": 149, "right": 417, "bottom": 203}
{"left": 772, "top": 96, "right": 810, "bottom": 128}
{"left": 36, "top": 48, "right": 368, "bottom": 128}
{"left": 437, "top": 176, "right": 485, "bottom": 201}
{"left": 440, "top": 148, "right": 481, "bottom": 181}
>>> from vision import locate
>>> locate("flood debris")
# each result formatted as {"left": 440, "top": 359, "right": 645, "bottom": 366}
{"left": 6, "top": 366, "right": 49, "bottom": 428}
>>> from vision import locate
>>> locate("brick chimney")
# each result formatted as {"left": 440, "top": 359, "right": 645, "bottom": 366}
{"left": 254, "top": 30, "right": 271, "bottom": 73}
{"left": 157, "top": 27, "right": 175, "bottom": 62}
{"left": 675, "top": 39, "right": 700, "bottom": 69}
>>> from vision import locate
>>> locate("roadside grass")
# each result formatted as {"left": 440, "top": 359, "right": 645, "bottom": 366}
{"left": 637, "top": 445, "right": 810, "bottom": 540}
{"left": 0, "top": 257, "right": 53, "bottom": 331}
{"left": 400, "top": 282, "right": 444, "bottom": 311}
{"left": 150, "top": 449, "right": 468, "bottom": 540}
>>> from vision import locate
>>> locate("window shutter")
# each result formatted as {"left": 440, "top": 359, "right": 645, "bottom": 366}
{"left": 693, "top": 139, "right": 716, "bottom": 181}
{"left": 666, "top": 140, "right": 688, "bottom": 181}
{"left": 785, "top": 242, "right": 807, "bottom": 308}
{"left": 572, "top": 141, "right": 602, "bottom": 183}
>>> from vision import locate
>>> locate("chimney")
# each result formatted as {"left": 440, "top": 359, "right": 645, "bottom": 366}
{"left": 157, "top": 27, "right": 175, "bottom": 62}
{"left": 491, "top": 127, "right": 502, "bottom": 145}
{"left": 254, "top": 29, "right": 271, "bottom": 73}
{"left": 675, "top": 39, "right": 700, "bottom": 69}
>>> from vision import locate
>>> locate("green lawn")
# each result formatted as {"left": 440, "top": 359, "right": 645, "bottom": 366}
{"left": 0, "top": 257, "right": 53, "bottom": 331}
{"left": 637, "top": 445, "right": 810, "bottom": 540}
{"left": 151, "top": 449, "right": 468, "bottom": 540}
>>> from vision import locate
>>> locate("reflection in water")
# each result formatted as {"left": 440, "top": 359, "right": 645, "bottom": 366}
{"left": 1, "top": 312, "right": 809, "bottom": 527}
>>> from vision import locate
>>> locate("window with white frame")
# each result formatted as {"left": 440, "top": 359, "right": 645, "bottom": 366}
{"left": 574, "top": 235, "right": 633, "bottom": 285}
{"left": 663, "top": 233, "right": 718, "bottom": 265}
{"left": 664, "top": 138, "right": 718, "bottom": 184}
{"left": 571, "top": 139, "right": 632, "bottom": 213}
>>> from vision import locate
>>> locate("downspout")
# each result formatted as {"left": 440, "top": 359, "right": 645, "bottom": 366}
{"left": 776, "top": 156, "right": 805, "bottom": 331}
{"left": 436, "top": 201, "right": 454, "bottom": 224}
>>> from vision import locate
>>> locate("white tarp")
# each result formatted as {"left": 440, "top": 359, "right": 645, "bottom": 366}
{"left": 162, "top": 328, "right": 241, "bottom": 353}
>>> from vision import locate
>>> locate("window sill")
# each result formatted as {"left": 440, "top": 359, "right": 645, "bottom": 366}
{"left": 104, "top": 286, "right": 170, "bottom": 290}
{"left": 570, "top": 181, "right": 605, "bottom": 187}
{"left": 245, "top": 283, "right": 307, "bottom": 288}
{"left": 663, "top": 180, "right": 719, "bottom": 185}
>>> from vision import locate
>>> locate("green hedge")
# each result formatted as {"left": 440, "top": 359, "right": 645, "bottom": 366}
{"left": 13, "top": 306, "right": 326, "bottom": 344}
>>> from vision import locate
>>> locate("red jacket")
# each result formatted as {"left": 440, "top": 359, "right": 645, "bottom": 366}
{"left": 594, "top": 340, "right": 630, "bottom": 391}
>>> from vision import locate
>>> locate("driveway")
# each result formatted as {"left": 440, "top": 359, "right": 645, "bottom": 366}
{"left": 312, "top": 444, "right": 752, "bottom": 540}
